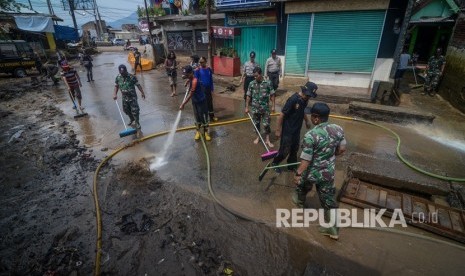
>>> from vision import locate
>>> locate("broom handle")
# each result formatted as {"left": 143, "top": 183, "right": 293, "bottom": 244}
{"left": 246, "top": 112, "right": 270, "bottom": 152}
{"left": 266, "top": 162, "right": 301, "bottom": 170}
{"left": 412, "top": 66, "right": 418, "bottom": 85}
{"left": 67, "top": 89, "right": 77, "bottom": 108}
{"left": 115, "top": 100, "right": 128, "bottom": 130}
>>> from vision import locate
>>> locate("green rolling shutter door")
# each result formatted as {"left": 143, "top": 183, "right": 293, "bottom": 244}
{"left": 238, "top": 26, "right": 277, "bottom": 69}
{"left": 309, "top": 10, "right": 386, "bottom": 73}
{"left": 285, "top": 14, "right": 312, "bottom": 76}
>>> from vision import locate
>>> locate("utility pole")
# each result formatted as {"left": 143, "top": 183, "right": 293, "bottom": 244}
{"left": 94, "top": 0, "right": 104, "bottom": 40}
{"left": 390, "top": 0, "right": 414, "bottom": 78}
{"left": 69, "top": 0, "right": 78, "bottom": 30}
{"left": 46, "top": 0, "right": 54, "bottom": 15}
{"left": 144, "top": 0, "right": 154, "bottom": 45}
{"left": 143, "top": 0, "right": 156, "bottom": 67}
{"left": 206, "top": 0, "right": 212, "bottom": 68}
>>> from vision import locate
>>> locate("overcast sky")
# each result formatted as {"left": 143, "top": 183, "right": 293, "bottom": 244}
{"left": 17, "top": 0, "right": 143, "bottom": 27}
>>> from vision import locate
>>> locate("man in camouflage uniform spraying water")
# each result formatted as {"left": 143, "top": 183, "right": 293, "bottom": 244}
{"left": 113, "top": 64, "right": 146, "bottom": 129}
{"left": 423, "top": 48, "right": 446, "bottom": 97}
{"left": 293, "top": 103, "right": 347, "bottom": 240}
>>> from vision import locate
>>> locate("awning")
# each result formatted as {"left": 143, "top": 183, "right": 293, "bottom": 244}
{"left": 14, "top": 16, "right": 54, "bottom": 33}
{"left": 54, "top": 25, "right": 79, "bottom": 41}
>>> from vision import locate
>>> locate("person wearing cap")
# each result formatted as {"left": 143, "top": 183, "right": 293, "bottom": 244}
{"left": 271, "top": 82, "right": 318, "bottom": 173}
{"left": 293, "top": 102, "right": 346, "bottom": 240}
{"left": 113, "top": 64, "right": 146, "bottom": 129}
{"left": 61, "top": 64, "right": 84, "bottom": 111}
{"left": 180, "top": 65, "right": 212, "bottom": 141}
{"left": 245, "top": 67, "right": 275, "bottom": 147}
{"left": 240, "top": 51, "right": 260, "bottom": 102}
{"left": 264, "top": 49, "right": 282, "bottom": 91}
{"left": 194, "top": 56, "right": 217, "bottom": 122}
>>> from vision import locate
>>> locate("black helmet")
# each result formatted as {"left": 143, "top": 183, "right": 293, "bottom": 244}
{"left": 118, "top": 64, "right": 127, "bottom": 73}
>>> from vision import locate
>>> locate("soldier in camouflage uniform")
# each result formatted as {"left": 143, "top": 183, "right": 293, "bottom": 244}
{"left": 293, "top": 102, "right": 347, "bottom": 240}
{"left": 113, "top": 64, "right": 146, "bottom": 129}
{"left": 423, "top": 48, "right": 446, "bottom": 97}
{"left": 245, "top": 67, "right": 276, "bottom": 147}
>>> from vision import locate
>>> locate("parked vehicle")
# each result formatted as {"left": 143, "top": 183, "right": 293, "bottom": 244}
{"left": 112, "top": 38, "right": 125, "bottom": 46}
{"left": 0, "top": 40, "right": 36, "bottom": 77}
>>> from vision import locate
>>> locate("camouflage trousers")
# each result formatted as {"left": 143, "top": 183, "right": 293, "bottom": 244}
{"left": 122, "top": 95, "right": 140, "bottom": 122}
{"left": 252, "top": 111, "right": 271, "bottom": 135}
{"left": 295, "top": 177, "right": 337, "bottom": 211}
{"left": 424, "top": 71, "right": 441, "bottom": 92}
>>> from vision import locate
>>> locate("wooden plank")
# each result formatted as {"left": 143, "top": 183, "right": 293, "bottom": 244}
{"left": 356, "top": 184, "right": 368, "bottom": 201}
{"left": 379, "top": 190, "right": 387, "bottom": 206}
{"left": 365, "top": 187, "right": 380, "bottom": 205}
{"left": 345, "top": 181, "right": 359, "bottom": 197}
{"left": 340, "top": 177, "right": 465, "bottom": 244}
{"left": 450, "top": 211, "right": 464, "bottom": 233}
{"left": 402, "top": 195, "right": 412, "bottom": 216}
{"left": 386, "top": 194, "right": 401, "bottom": 210}
{"left": 413, "top": 201, "right": 427, "bottom": 214}
{"left": 437, "top": 208, "right": 452, "bottom": 229}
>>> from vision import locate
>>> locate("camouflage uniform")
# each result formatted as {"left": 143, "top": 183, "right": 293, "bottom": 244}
{"left": 115, "top": 73, "right": 140, "bottom": 123}
{"left": 246, "top": 79, "right": 275, "bottom": 134}
{"left": 424, "top": 55, "right": 445, "bottom": 93}
{"left": 295, "top": 122, "right": 345, "bottom": 210}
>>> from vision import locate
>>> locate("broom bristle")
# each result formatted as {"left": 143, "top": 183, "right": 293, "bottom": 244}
{"left": 119, "top": 128, "right": 137, "bottom": 137}
{"left": 74, "top": 113, "right": 88, "bottom": 118}
{"left": 261, "top": 151, "right": 278, "bottom": 161}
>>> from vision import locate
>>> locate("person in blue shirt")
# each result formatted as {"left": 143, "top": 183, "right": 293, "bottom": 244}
{"left": 194, "top": 56, "right": 218, "bottom": 121}
{"left": 180, "top": 65, "right": 212, "bottom": 141}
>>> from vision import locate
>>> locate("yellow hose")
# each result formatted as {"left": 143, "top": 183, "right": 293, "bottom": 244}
{"left": 92, "top": 114, "right": 465, "bottom": 275}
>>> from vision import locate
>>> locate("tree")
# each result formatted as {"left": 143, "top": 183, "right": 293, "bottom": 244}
{"left": 0, "top": 0, "right": 26, "bottom": 12}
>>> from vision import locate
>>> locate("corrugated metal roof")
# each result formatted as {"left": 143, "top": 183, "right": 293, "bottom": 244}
{"left": 410, "top": 16, "right": 455, "bottom": 24}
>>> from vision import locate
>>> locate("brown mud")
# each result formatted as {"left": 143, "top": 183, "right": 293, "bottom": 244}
{"left": 0, "top": 78, "right": 337, "bottom": 275}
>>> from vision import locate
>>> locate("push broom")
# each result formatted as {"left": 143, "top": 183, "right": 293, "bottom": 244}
{"left": 115, "top": 100, "right": 137, "bottom": 137}
{"left": 246, "top": 112, "right": 278, "bottom": 161}
{"left": 67, "top": 89, "right": 88, "bottom": 118}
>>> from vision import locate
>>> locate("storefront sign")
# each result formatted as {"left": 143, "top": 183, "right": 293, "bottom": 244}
{"left": 226, "top": 10, "right": 277, "bottom": 27}
{"left": 212, "top": 26, "right": 241, "bottom": 39}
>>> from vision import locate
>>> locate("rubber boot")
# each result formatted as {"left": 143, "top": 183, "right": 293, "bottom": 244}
{"left": 318, "top": 209, "right": 339, "bottom": 240}
{"left": 134, "top": 114, "right": 141, "bottom": 129}
{"left": 204, "top": 128, "right": 211, "bottom": 141}
{"left": 292, "top": 190, "right": 305, "bottom": 208}
{"left": 194, "top": 131, "right": 201, "bottom": 140}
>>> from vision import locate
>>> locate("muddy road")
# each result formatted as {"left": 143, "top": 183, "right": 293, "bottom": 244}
{"left": 1, "top": 51, "right": 465, "bottom": 276}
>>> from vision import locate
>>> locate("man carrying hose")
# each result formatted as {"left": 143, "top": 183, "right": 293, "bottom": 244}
{"left": 271, "top": 82, "right": 317, "bottom": 173}
{"left": 293, "top": 102, "right": 346, "bottom": 240}
{"left": 245, "top": 67, "right": 275, "bottom": 147}
{"left": 113, "top": 64, "right": 145, "bottom": 129}
{"left": 180, "top": 65, "right": 211, "bottom": 141}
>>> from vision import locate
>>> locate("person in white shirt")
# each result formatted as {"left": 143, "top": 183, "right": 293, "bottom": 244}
{"left": 264, "top": 49, "right": 282, "bottom": 91}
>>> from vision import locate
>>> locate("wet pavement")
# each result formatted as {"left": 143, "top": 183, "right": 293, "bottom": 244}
{"left": 50, "top": 51, "right": 465, "bottom": 274}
